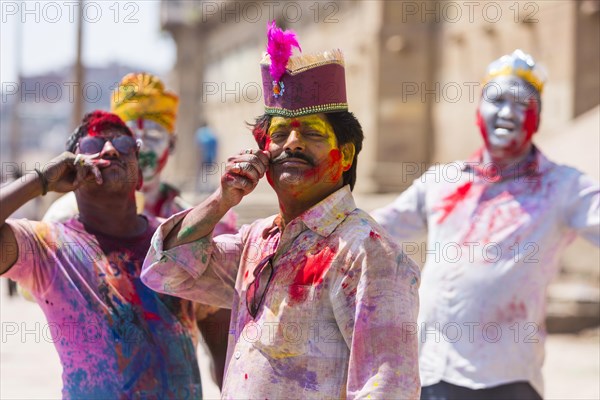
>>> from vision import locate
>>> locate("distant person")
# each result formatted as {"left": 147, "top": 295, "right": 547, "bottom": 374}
{"left": 1, "top": 111, "right": 202, "bottom": 398}
{"left": 195, "top": 123, "right": 219, "bottom": 193}
{"left": 42, "top": 73, "right": 236, "bottom": 388}
{"left": 372, "top": 50, "right": 600, "bottom": 400}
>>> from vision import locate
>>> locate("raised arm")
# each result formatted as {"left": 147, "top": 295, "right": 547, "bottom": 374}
{"left": 563, "top": 170, "right": 600, "bottom": 246}
{"left": 141, "top": 149, "right": 270, "bottom": 306}
{"left": 371, "top": 174, "right": 429, "bottom": 242}
{"left": 0, "top": 152, "right": 107, "bottom": 274}
{"left": 163, "top": 150, "right": 270, "bottom": 250}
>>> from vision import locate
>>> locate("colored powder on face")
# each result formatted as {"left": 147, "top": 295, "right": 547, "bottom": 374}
{"left": 436, "top": 181, "right": 473, "bottom": 223}
{"left": 86, "top": 111, "right": 131, "bottom": 137}
{"left": 290, "top": 119, "right": 301, "bottom": 128}
{"left": 289, "top": 246, "right": 336, "bottom": 301}
{"left": 301, "top": 148, "right": 343, "bottom": 187}
{"left": 522, "top": 98, "right": 539, "bottom": 144}
{"left": 476, "top": 109, "right": 490, "bottom": 148}
{"left": 139, "top": 152, "right": 158, "bottom": 170}
{"left": 155, "top": 148, "right": 169, "bottom": 173}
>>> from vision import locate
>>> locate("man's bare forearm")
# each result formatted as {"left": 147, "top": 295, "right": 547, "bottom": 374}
{"left": 0, "top": 172, "right": 44, "bottom": 274}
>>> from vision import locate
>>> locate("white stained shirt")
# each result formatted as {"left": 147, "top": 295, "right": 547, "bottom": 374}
{"left": 372, "top": 147, "right": 600, "bottom": 397}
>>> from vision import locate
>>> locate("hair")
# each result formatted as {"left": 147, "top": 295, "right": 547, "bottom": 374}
{"left": 249, "top": 111, "right": 364, "bottom": 190}
{"left": 66, "top": 110, "right": 133, "bottom": 153}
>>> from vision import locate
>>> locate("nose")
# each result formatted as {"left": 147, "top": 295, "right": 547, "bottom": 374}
{"left": 284, "top": 129, "right": 305, "bottom": 153}
{"left": 100, "top": 140, "right": 119, "bottom": 158}
{"left": 497, "top": 101, "right": 515, "bottom": 119}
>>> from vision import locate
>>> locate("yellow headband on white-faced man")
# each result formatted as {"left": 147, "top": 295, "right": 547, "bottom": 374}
{"left": 482, "top": 49, "right": 547, "bottom": 94}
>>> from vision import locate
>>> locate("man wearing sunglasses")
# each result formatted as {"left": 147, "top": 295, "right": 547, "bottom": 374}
{"left": 142, "top": 24, "right": 421, "bottom": 399}
{"left": 42, "top": 73, "right": 237, "bottom": 389}
{"left": 0, "top": 111, "right": 203, "bottom": 398}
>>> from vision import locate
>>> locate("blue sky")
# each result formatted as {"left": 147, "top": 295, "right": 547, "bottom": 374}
{"left": 1, "top": 1, "right": 175, "bottom": 83}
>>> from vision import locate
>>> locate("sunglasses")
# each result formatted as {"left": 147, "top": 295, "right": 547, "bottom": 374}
{"left": 246, "top": 254, "right": 275, "bottom": 319}
{"left": 78, "top": 135, "right": 140, "bottom": 155}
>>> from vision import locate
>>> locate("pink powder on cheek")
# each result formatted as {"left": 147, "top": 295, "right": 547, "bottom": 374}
{"left": 156, "top": 149, "right": 169, "bottom": 173}
{"left": 522, "top": 98, "right": 539, "bottom": 143}
{"left": 476, "top": 109, "right": 491, "bottom": 148}
{"left": 302, "top": 148, "right": 343, "bottom": 184}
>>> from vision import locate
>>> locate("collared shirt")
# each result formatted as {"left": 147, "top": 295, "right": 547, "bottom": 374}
{"left": 142, "top": 185, "right": 421, "bottom": 399}
{"left": 372, "top": 147, "right": 600, "bottom": 396}
{"left": 2, "top": 216, "right": 202, "bottom": 399}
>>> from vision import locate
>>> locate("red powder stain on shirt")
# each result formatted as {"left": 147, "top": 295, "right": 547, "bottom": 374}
{"left": 143, "top": 311, "right": 161, "bottom": 321}
{"left": 496, "top": 300, "right": 527, "bottom": 323}
{"left": 369, "top": 230, "right": 380, "bottom": 239}
{"left": 289, "top": 246, "right": 336, "bottom": 301}
{"left": 244, "top": 373, "right": 248, "bottom": 380}
{"left": 244, "top": 270, "right": 249, "bottom": 279}
{"left": 436, "top": 181, "right": 473, "bottom": 223}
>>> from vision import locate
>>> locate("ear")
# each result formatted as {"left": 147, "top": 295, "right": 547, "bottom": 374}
{"left": 340, "top": 143, "right": 355, "bottom": 172}
{"left": 136, "top": 167, "right": 144, "bottom": 190}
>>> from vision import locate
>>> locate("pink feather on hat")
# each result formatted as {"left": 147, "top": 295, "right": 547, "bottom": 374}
{"left": 266, "top": 21, "right": 301, "bottom": 83}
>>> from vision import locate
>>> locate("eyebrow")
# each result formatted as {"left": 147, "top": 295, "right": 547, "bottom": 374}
{"left": 269, "top": 119, "right": 327, "bottom": 132}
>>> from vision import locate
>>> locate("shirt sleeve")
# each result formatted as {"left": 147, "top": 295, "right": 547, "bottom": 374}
{"left": 330, "top": 233, "right": 421, "bottom": 399}
{"left": 563, "top": 171, "right": 600, "bottom": 246}
{"left": 141, "top": 209, "right": 244, "bottom": 309}
{"left": 371, "top": 176, "right": 428, "bottom": 241}
{"left": 214, "top": 209, "right": 238, "bottom": 236}
{"left": 1, "top": 219, "right": 59, "bottom": 296}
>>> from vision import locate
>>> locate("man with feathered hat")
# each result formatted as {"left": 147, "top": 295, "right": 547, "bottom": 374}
{"left": 141, "top": 22, "right": 421, "bottom": 399}
{"left": 373, "top": 50, "right": 599, "bottom": 399}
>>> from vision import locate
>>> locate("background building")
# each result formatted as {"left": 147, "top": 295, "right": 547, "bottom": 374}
{"left": 160, "top": 0, "right": 600, "bottom": 321}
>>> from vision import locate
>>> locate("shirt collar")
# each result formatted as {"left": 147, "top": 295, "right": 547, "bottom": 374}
{"left": 261, "top": 185, "right": 356, "bottom": 239}
{"left": 300, "top": 185, "right": 356, "bottom": 237}
{"left": 461, "top": 145, "right": 551, "bottom": 181}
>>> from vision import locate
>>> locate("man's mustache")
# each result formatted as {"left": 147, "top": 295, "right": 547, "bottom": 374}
{"left": 271, "top": 151, "right": 315, "bottom": 166}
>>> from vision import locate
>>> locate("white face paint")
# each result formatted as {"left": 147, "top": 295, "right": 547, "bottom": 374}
{"left": 478, "top": 76, "right": 540, "bottom": 159}
{"left": 126, "top": 120, "right": 171, "bottom": 181}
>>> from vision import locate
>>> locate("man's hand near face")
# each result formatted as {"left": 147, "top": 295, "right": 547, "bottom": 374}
{"left": 220, "top": 149, "right": 271, "bottom": 208}
{"left": 44, "top": 152, "right": 111, "bottom": 193}
{"left": 163, "top": 149, "right": 270, "bottom": 250}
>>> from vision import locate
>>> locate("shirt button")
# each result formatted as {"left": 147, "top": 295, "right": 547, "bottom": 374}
{"left": 234, "top": 351, "right": 241, "bottom": 359}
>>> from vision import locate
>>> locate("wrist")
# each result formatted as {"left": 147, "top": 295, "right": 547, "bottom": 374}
{"left": 34, "top": 168, "right": 48, "bottom": 196}
{"left": 212, "top": 188, "right": 238, "bottom": 211}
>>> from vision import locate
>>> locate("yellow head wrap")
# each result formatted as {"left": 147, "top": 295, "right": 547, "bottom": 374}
{"left": 111, "top": 73, "right": 179, "bottom": 133}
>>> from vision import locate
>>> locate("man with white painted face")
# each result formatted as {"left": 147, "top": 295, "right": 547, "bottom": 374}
{"left": 372, "top": 50, "right": 600, "bottom": 399}
{"left": 0, "top": 111, "right": 202, "bottom": 398}
{"left": 42, "top": 73, "right": 237, "bottom": 388}
{"left": 141, "top": 23, "right": 421, "bottom": 399}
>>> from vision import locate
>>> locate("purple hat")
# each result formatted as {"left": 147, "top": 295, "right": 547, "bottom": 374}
{"left": 260, "top": 22, "right": 348, "bottom": 118}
